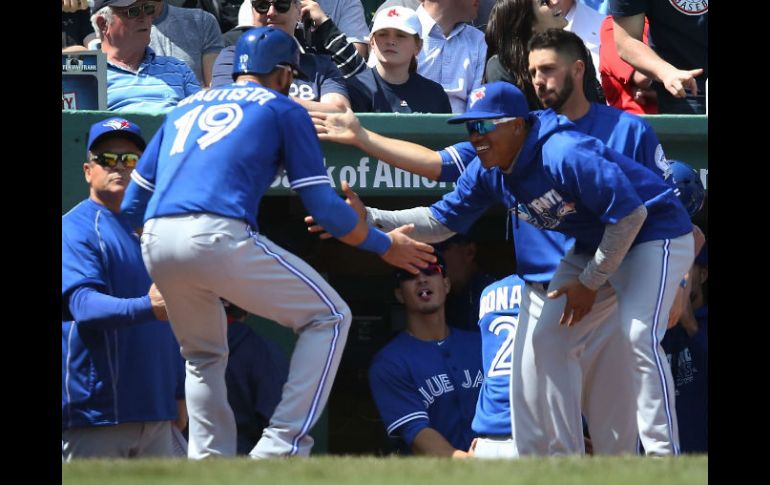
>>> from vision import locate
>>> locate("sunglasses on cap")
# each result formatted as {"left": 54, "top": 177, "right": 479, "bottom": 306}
{"left": 396, "top": 262, "right": 444, "bottom": 282}
{"left": 114, "top": 2, "right": 157, "bottom": 18}
{"left": 465, "top": 117, "right": 518, "bottom": 136}
{"left": 90, "top": 152, "right": 140, "bottom": 169}
{"left": 252, "top": 0, "right": 293, "bottom": 14}
{"left": 275, "top": 63, "right": 301, "bottom": 77}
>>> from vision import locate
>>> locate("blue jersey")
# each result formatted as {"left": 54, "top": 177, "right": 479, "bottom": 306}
{"left": 437, "top": 104, "right": 671, "bottom": 280}
{"left": 432, "top": 110, "right": 691, "bottom": 255}
{"left": 62, "top": 199, "right": 184, "bottom": 430}
{"left": 471, "top": 275, "right": 525, "bottom": 435}
{"left": 368, "top": 329, "right": 483, "bottom": 451}
{"left": 121, "top": 81, "right": 332, "bottom": 230}
{"left": 661, "top": 306, "right": 708, "bottom": 453}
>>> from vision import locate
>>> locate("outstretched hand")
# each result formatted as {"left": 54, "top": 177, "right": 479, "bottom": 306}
{"left": 547, "top": 279, "right": 597, "bottom": 326}
{"left": 662, "top": 67, "right": 703, "bottom": 98}
{"left": 310, "top": 108, "right": 362, "bottom": 146}
{"left": 305, "top": 180, "right": 365, "bottom": 239}
{"left": 381, "top": 224, "right": 435, "bottom": 274}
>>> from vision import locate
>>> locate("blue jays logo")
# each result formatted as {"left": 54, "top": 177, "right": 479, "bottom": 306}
{"left": 103, "top": 119, "right": 131, "bottom": 131}
{"left": 469, "top": 87, "right": 486, "bottom": 108}
{"left": 511, "top": 189, "right": 576, "bottom": 229}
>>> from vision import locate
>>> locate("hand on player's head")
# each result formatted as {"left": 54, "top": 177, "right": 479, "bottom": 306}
{"left": 381, "top": 224, "right": 436, "bottom": 274}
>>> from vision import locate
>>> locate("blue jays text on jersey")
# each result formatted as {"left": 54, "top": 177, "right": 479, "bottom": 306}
{"left": 368, "top": 329, "right": 483, "bottom": 451}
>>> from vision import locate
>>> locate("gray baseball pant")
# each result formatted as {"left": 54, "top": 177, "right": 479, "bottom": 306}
{"left": 141, "top": 214, "right": 351, "bottom": 459}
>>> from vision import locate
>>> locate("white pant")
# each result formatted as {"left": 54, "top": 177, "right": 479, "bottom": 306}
{"left": 141, "top": 214, "right": 351, "bottom": 459}
{"left": 472, "top": 436, "right": 517, "bottom": 459}
{"left": 510, "top": 234, "right": 694, "bottom": 456}
{"left": 62, "top": 421, "right": 177, "bottom": 460}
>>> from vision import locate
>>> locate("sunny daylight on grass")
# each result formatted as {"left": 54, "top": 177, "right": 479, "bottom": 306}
{"left": 63, "top": 455, "right": 708, "bottom": 485}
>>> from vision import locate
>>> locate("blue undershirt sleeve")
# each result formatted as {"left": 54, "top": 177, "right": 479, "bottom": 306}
{"left": 68, "top": 285, "right": 156, "bottom": 330}
{"left": 296, "top": 184, "right": 358, "bottom": 237}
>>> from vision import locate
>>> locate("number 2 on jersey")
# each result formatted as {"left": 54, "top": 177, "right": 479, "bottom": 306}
{"left": 488, "top": 316, "right": 517, "bottom": 378}
{"left": 170, "top": 104, "right": 244, "bottom": 155}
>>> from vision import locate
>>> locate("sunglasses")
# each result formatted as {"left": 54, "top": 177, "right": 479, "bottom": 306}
{"left": 396, "top": 263, "right": 444, "bottom": 282}
{"left": 114, "top": 2, "right": 157, "bottom": 18}
{"left": 252, "top": 0, "right": 293, "bottom": 14}
{"left": 275, "top": 63, "right": 300, "bottom": 77}
{"left": 90, "top": 152, "right": 140, "bottom": 169}
{"left": 465, "top": 117, "right": 518, "bottom": 136}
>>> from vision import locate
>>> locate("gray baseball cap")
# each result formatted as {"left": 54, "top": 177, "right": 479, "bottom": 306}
{"left": 91, "top": 0, "right": 138, "bottom": 14}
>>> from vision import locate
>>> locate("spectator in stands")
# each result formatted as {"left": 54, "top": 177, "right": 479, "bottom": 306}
{"left": 560, "top": 0, "right": 604, "bottom": 81}
{"left": 211, "top": 0, "right": 351, "bottom": 112}
{"left": 374, "top": 0, "right": 496, "bottom": 31}
{"left": 409, "top": 0, "right": 486, "bottom": 114}
{"left": 148, "top": 0, "right": 225, "bottom": 87}
{"left": 609, "top": 0, "right": 707, "bottom": 114}
{"left": 346, "top": 6, "right": 451, "bottom": 113}
{"left": 90, "top": 0, "right": 201, "bottom": 113}
{"left": 368, "top": 253, "right": 483, "bottom": 457}
{"left": 599, "top": 14, "right": 657, "bottom": 114}
{"left": 297, "top": 0, "right": 368, "bottom": 78}
{"left": 221, "top": 300, "right": 290, "bottom": 455}
{"left": 435, "top": 234, "right": 496, "bottom": 332}
{"left": 313, "top": 1, "right": 371, "bottom": 58}
{"left": 63, "top": 0, "right": 96, "bottom": 49}
{"left": 485, "top": 0, "right": 603, "bottom": 110}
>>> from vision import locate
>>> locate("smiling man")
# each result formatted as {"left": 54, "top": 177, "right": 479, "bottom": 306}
{"left": 333, "top": 81, "right": 694, "bottom": 456}
{"left": 89, "top": 0, "right": 201, "bottom": 112}
{"left": 368, "top": 252, "right": 483, "bottom": 457}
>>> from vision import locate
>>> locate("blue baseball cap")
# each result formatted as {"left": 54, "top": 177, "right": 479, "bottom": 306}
{"left": 87, "top": 117, "right": 146, "bottom": 153}
{"left": 394, "top": 249, "right": 446, "bottom": 286}
{"left": 232, "top": 26, "right": 309, "bottom": 81}
{"left": 447, "top": 82, "right": 530, "bottom": 124}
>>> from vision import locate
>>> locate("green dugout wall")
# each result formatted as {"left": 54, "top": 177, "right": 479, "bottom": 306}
{"left": 62, "top": 111, "right": 707, "bottom": 212}
{"left": 61, "top": 111, "right": 707, "bottom": 454}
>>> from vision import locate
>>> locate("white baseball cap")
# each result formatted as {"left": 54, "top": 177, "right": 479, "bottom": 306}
{"left": 371, "top": 6, "right": 422, "bottom": 38}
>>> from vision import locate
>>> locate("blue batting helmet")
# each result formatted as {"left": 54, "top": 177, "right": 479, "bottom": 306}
{"left": 669, "top": 160, "right": 705, "bottom": 217}
{"left": 232, "top": 26, "right": 308, "bottom": 81}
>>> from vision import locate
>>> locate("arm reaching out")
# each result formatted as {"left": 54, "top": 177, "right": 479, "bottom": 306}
{"left": 613, "top": 14, "right": 703, "bottom": 98}
{"left": 311, "top": 109, "right": 443, "bottom": 180}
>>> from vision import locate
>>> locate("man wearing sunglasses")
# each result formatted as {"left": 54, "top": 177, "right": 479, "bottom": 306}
{"left": 210, "top": 0, "right": 350, "bottom": 112}
{"left": 90, "top": 0, "right": 201, "bottom": 112}
{"left": 62, "top": 117, "right": 186, "bottom": 460}
{"left": 369, "top": 253, "right": 483, "bottom": 457}
{"left": 148, "top": 1, "right": 225, "bottom": 88}
{"left": 120, "top": 26, "right": 434, "bottom": 460}
{"left": 310, "top": 81, "right": 694, "bottom": 456}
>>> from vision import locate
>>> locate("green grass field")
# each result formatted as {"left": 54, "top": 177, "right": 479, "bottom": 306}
{"left": 62, "top": 455, "right": 707, "bottom": 485}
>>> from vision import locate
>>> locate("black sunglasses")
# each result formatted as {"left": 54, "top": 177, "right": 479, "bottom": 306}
{"left": 396, "top": 263, "right": 444, "bottom": 282}
{"left": 115, "top": 2, "right": 156, "bottom": 18}
{"left": 252, "top": 0, "right": 293, "bottom": 14}
{"left": 90, "top": 152, "right": 140, "bottom": 169}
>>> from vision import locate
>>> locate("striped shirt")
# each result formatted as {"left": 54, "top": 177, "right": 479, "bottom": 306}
{"left": 107, "top": 47, "right": 201, "bottom": 113}
{"left": 415, "top": 6, "right": 487, "bottom": 114}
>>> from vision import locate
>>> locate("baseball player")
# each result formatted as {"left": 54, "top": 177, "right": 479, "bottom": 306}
{"left": 470, "top": 274, "right": 525, "bottom": 458}
{"left": 119, "top": 26, "right": 435, "bottom": 459}
{"left": 62, "top": 117, "right": 186, "bottom": 460}
{"left": 310, "top": 29, "right": 683, "bottom": 455}
{"left": 310, "top": 81, "right": 694, "bottom": 456}
{"left": 368, "top": 254, "right": 484, "bottom": 457}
